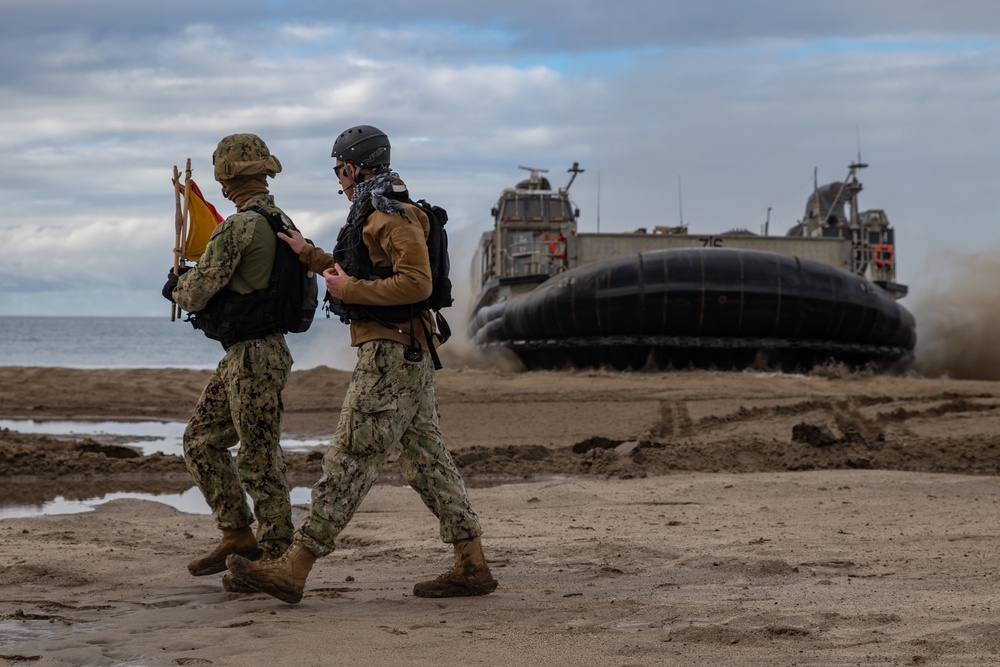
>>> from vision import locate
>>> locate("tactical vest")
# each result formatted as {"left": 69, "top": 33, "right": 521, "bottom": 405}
{"left": 187, "top": 208, "right": 285, "bottom": 347}
{"left": 327, "top": 194, "right": 423, "bottom": 325}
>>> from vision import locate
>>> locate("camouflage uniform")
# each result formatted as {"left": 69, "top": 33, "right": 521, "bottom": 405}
{"left": 173, "top": 193, "right": 294, "bottom": 557}
{"left": 291, "top": 176, "right": 482, "bottom": 558}
{"left": 296, "top": 339, "right": 481, "bottom": 557}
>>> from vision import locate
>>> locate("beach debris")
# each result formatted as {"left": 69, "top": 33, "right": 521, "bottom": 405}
{"left": 791, "top": 423, "right": 838, "bottom": 447}
{"left": 74, "top": 441, "right": 141, "bottom": 459}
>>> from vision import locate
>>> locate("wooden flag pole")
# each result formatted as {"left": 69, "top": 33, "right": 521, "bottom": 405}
{"left": 181, "top": 158, "right": 192, "bottom": 265}
{"left": 171, "top": 164, "right": 183, "bottom": 322}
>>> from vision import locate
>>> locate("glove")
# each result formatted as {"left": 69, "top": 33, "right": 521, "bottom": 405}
{"left": 162, "top": 265, "right": 190, "bottom": 301}
{"left": 162, "top": 271, "right": 179, "bottom": 302}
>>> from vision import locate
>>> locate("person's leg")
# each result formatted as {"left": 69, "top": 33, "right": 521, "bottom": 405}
{"left": 294, "top": 341, "right": 420, "bottom": 554}
{"left": 183, "top": 357, "right": 260, "bottom": 576}
{"left": 229, "top": 335, "right": 294, "bottom": 558}
{"left": 397, "top": 367, "right": 481, "bottom": 543}
{"left": 226, "top": 341, "right": 419, "bottom": 602}
{"left": 397, "top": 358, "right": 497, "bottom": 597}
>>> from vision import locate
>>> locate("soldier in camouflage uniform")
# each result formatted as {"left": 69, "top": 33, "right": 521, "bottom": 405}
{"left": 162, "top": 134, "right": 295, "bottom": 589}
{"left": 226, "top": 125, "right": 498, "bottom": 604}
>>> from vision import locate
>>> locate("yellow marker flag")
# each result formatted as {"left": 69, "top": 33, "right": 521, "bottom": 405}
{"left": 181, "top": 181, "right": 224, "bottom": 262}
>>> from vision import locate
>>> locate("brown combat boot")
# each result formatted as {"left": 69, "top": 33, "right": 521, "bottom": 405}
{"left": 412, "top": 536, "right": 499, "bottom": 598}
{"left": 225, "top": 541, "right": 317, "bottom": 604}
{"left": 221, "top": 552, "right": 281, "bottom": 594}
{"left": 187, "top": 526, "right": 263, "bottom": 576}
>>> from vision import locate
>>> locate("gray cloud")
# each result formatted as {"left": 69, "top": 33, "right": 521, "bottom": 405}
{"left": 6, "top": 2, "right": 999, "bottom": 55}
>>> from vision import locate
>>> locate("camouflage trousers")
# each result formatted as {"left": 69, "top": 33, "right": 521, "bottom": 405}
{"left": 297, "top": 339, "right": 482, "bottom": 557}
{"left": 183, "top": 333, "right": 294, "bottom": 557}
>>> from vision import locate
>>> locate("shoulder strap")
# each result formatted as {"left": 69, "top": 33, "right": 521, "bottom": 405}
{"left": 244, "top": 205, "right": 288, "bottom": 235}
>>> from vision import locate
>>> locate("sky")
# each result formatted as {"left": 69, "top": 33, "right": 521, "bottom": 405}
{"left": 2, "top": 1, "right": 1000, "bottom": 371}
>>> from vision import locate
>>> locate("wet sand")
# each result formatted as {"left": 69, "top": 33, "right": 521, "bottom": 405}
{"left": 2, "top": 365, "right": 1000, "bottom": 665}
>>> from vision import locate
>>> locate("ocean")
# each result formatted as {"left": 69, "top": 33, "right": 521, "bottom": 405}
{"left": 0, "top": 315, "right": 356, "bottom": 370}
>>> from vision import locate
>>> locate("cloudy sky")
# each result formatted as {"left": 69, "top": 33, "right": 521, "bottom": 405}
{"left": 3, "top": 1, "right": 999, "bottom": 352}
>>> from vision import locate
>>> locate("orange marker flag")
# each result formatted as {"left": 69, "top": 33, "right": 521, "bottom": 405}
{"left": 181, "top": 180, "right": 224, "bottom": 262}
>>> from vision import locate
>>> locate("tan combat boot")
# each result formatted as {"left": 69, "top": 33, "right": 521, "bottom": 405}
{"left": 187, "top": 526, "right": 263, "bottom": 576}
{"left": 225, "top": 541, "right": 317, "bottom": 604}
{"left": 221, "top": 549, "right": 286, "bottom": 593}
{"left": 412, "top": 536, "right": 499, "bottom": 598}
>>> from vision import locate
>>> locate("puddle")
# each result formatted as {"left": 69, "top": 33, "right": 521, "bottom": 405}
{"left": 0, "top": 618, "right": 71, "bottom": 648}
{"left": 0, "top": 419, "right": 535, "bottom": 520}
{"left": 0, "top": 485, "right": 315, "bottom": 520}
{"left": 0, "top": 419, "right": 323, "bottom": 519}
{"left": 0, "top": 418, "right": 327, "bottom": 456}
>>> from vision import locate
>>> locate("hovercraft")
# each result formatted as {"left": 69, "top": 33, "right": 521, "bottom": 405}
{"left": 468, "top": 162, "right": 915, "bottom": 371}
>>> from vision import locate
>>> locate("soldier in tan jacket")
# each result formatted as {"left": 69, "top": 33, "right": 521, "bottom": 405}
{"left": 226, "top": 125, "right": 498, "bottom": 604}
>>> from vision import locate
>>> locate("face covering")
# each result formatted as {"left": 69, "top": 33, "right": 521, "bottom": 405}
{"left": 221, "top": 175, "right": 270, "bottom": 208}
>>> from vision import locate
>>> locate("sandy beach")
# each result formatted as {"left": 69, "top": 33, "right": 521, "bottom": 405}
{"left": 2, "top": 364, "right": 1000, "bottom": 666}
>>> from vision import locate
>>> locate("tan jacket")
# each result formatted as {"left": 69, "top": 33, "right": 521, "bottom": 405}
{"left": 299, "top": 200, "right": 438, "bottom": 350}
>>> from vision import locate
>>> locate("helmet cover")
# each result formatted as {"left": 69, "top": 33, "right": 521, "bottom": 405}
{"left": 213, "top": 133, "right": 282, "bottom": 181}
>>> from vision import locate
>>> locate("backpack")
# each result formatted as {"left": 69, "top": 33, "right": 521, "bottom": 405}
{"left": 410, "top": 198, "right": 453, "bottom": 367}
{"left": 188, "top": 206, "right": 318, "bottom": 345}
{"left": 247, "top": 206, "right": 319, "bottom": 335}
{"left": 411, "top": 198, "right": 453, "bottom": 314}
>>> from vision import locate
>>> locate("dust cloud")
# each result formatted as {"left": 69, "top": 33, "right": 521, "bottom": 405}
{"left": 910, "top": 251, "right": 1000, "bottom": 380}
{"left": 435, "top": 284, "right": 525, "bottom": 373}
{"left": 436, "top": 226, "right": 526, "bottom": 372}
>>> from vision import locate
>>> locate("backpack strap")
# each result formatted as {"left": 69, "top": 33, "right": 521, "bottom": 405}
{"left": 420, "top": 316, "right": 443, "bottom": 370}
{"left": 244, "top": 205, "right": 288, "bottom": 235}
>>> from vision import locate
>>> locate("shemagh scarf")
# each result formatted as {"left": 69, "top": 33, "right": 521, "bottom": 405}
{"left": 346, "top": 170, "right": 405, "bottom": 228}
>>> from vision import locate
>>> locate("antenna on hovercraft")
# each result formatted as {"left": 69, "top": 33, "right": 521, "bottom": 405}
{"left": 517, "top": 165, "right": 549, "bottom": 190}
{"left": 562, "top": 162, "right": 585, "bottom": 194}
{"left": 850, "top": 126, "right": 869, "bottom": 177}
{"left": 855, "top": 126, "right": 867, "bottom": 170}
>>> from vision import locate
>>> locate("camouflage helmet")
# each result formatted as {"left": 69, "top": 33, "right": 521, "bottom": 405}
{"left": 213, "top": 133, "right": 282, "bottom": 181}
{"left": 331, "top": 125, "right": 390, "bottom": 170}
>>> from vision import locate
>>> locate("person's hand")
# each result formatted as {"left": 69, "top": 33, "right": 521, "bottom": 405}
{"left": 161, "top": 265, "right": 190, "bottom": 301}
{"left": 162, "top": 270, "right": 179, "bottom": 302}
{"left": 323, "top": 264, "right": 348, "bottom": 300}
{"left": 277, "top": 229, "right": 307, "bottom": 255}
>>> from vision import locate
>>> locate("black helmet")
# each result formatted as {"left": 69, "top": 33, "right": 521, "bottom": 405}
{"left": 331, "top": 125, "right": 390, "bottom": 170}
